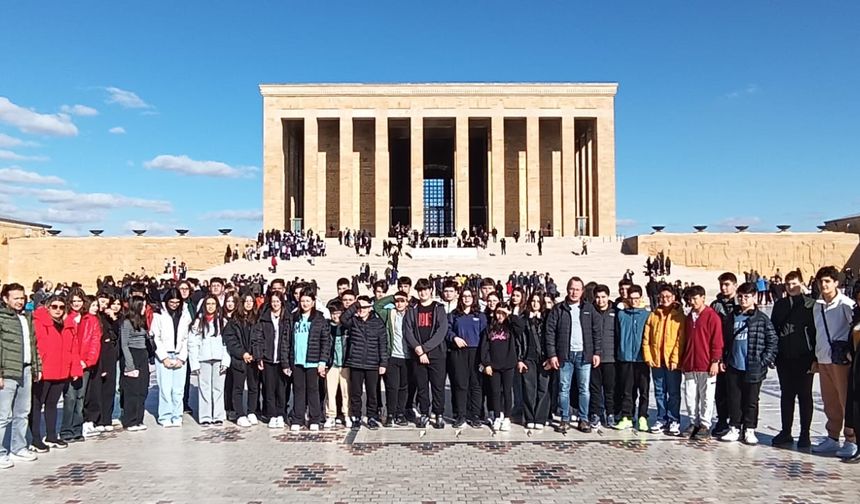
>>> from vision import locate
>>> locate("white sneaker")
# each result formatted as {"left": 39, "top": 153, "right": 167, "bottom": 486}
{"left": 526, "top": 422, "right": 536, "bottom": 429}
{"left": 236, "top": 416, "right": 252, "bottom": 428}
{"left": 836, "top": 441, "right": 858, "bottom": 459}
{"left": 103, "top": 425, "right": 114, "bottom": 432}
{"left": 649, "top": 420, "right": 665, "bottom": 434}
{"left": 127, "top": 425, "right": 145, "bottom": 432}
{"left": 500, "top": 418, "right": 511, "bottom": 431}
{"left": 492, "top": 417, "right": 502, "bottom": 431}
{"left": 247, "top": 414, "right": 258, "bottom": 426}
{"left": 82, "top": 421, "right": 100, "bottom": 437}
{"left": 719, "top": 426, "right": 740, "bottom": 442}
{"left": 268, "top": 417, "right": 279, "bottom": 429}
{"left": 743, "top": 429, "right": 759, "bottom": 445}
{"left": 95, "top": 425, "right": 106, "bottom": 433}
{"left": 0, "top": 457, "right": 12, "bottom": 469}
{"left": 10, "top": 450, "right": 37, "bottom": 462}
{"left": 309, "top": 424, "right": 320, "bottom": 432}
{"left": 161, "top": 420, "right": 174, "bottom": 428}
{"left": 290, "top": 424, "right": 301, "bottom": 432}
{"left": 323, "top": 418, "right": 335, "bottom": 429}
{"left": 344, "top": 417, "right": 352, "bottom": 428}
{"left": 667, "top": 421, "right": 681, "bottom": 436}
{"left": 812, "top": 437, "right": 841, "bottom": 453}
{"left": 277, "top": 416, "right": 286, "bottom": 428}
{"left": 535, "top": 423, "right": 545, "bottom": 430}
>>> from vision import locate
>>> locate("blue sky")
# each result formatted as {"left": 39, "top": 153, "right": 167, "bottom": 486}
{"left": 1, "top": 1, "right": 858, "bottom": 237}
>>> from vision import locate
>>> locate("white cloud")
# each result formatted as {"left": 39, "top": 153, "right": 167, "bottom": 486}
{"left": 144, "top": 154, "right": 257, "bottom": 178}
{"left": 715, "top": 216, "right": 763, "bottom": 230}
{"left": 0, "top": 149, "right": 49, "bottom": 162}
{"left": 0, "top": 97, "right": 78, "bottom": 136}
{"left": 201, "top": 209, "right": 263, "bottom": 221}
{"left": 0, "top": 167, "right": 65, "bottom": 185}
{"left": 0, "top": 133, "right": 38, "bottom": 148}
{"left": 108, "top": 126, "right": 126, "bottom": 134}
{"left": 122, "top": 220, "right": 174, "bottom": 236}
{"left": 104, "top": 86, "right": 152, "bottom": 109}
{"left": 725, "top": 84, "right": 760, "bottom": 99}
{"left": 0, "top": 185, "right": 172, "bottom": 213}
{"left": 617, "top": 218, "right": 637, "bottom": 228}
{"left": 60, "top": 104, "right": 99, "bottom": 116}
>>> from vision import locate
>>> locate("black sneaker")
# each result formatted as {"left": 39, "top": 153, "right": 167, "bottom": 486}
{"left": 433, "top": 416, "right": 445, "bottom": 430}
{"left": 452, "top": 417, "right": 466, "bottom": 428}
{"left": 579, "top": 419, "right": 592, "bottom": 433}
{"left": 467, "top": 418, "right": 483, "bottom": 429}
{"left": 394, "top": 416, "right": 409, "bottom": 427}
{"left": 29, "top": 440, "right": 50, "bottom": 453}
{"left": 712, "top": 422, "right": 729, "bottom": 438}
{"left": 367, "top": 418, "right": 381, "bottom": 430}
{"left": 772, "top": 431, "right": 794, "bottom": 446}
{"left": 416, "top": 415, "right": 430, "bottom": 428}
{"left": 350, "top": 417, "right": 361, "bottom": 431}
{"left": 404, "top": 411, "right": 417, "bottom": 423}
{"left": 45, "top": 438, "right": 68, "bottom": 449}
{"left": 383, "top": 417, "right": 394, "bottom": 428}
{"left": 798, "top": 433, "right": 812, "bottom": 449}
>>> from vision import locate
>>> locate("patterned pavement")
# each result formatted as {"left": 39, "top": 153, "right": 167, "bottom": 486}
{"left": 4, "top": 373, "right": 858, "bottom": 504}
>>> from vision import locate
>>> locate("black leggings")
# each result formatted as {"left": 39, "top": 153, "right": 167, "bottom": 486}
{"left": 489, "top": 368, "right": 514, "bottom": 417}
{"left": 262, "top": 362, "right": 286, "bottom": 418}
{"left": 231, "top": 363, "right": 261, "bottom": 418}
{"left": 85, "top": 362, "right": 118, "bottom": 426}
{"left": 291, "top": 365, "right": 322, "bottom": 425}
{"left": 30, "top": 379, "right": 66, "bottom": 440}
{"left": 120, "top": 348, "right": 150, "bottom": 428}
{"left": 776, "top": 359, "right": 814, "bottom": 434}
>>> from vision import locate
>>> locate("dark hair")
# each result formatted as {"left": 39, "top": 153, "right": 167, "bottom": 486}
{"left": 480, "top": 277, "right": 495, "bottom": 288}
{"left": 125, "top": 296, "right": 147, "bottom": 331}
{"left": 815, "top": 266, "right": 840, "bottom": 283}
{"left": 717, "top": 272, "right": 738, "bottom": 284}
{"left": 372, "top": 280, "right": 388, "bottom": 293}
{"left": 567, "top": 276, "right": 584, "bottom": 289}
{"left": 337, "top": 277, "right": 350, "bottom": 287}
{"left": 236, "top": 293, "right": 259, "bottom": 324}
{"left": 658, "top": 284, "right": 675, "bottom": 295}
{"left": 356, "top": 295, "right": 373, "bottom": 305}
{"left": 488, "top": 307, "right": 511, "bottom": 334}
{"left": 628, "top": 285, "right": 643, "bottom": 296}
{"left": 525, "top": 292, "right": 546, "bottom": 316}
{"left": 415, "top": 278, "right": 432, "bottom": 291}
{"left": 222, "top": 292, "right": 241, "bottom": 318}
{"left": 162, "top": 288, "right": 182, "bottom": 304}
{"left": 509, "top": 287, "right": 527, "bottom": 312}
{"left": 1, "top": 283, "right": 25, "bottom": 298}
{"left": 737, "top": 282, "right": 757, "bottom": 296}
{"left": 686, "top": 285, "right": 706, "bottom": 298}
{"left": 327, "top": 300, "right": 344, "bottom": 314}
{"left": 398, "top": 276, "right": 412, "bottom": 286}
{"left": 594, "top": 284, "right": 611, "bottom": 297}
{"left": 210, "top": 277, "right": 224, "bottom": 286}
{"left": 618, "top": 278, "right": 633, "bottom": 288}
{"left": 785, "top": 270, "right": 802, "bottom": 283}
{"left": 442, "top": 279, "right": 458, "bottom": 291}
{"left": 66, "top": 287, "right": 87, "bottom": 312}
{"left": 192, "top": 294, "right": 223, "bottom": 338}
{"left": 456, "top": 287, "right": 477, "bottom": 314}
{"left": 341, "top": 289, "right": 356, "bottom": 298}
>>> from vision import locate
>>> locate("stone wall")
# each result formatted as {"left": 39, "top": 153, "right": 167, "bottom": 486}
{"left": 622, "top": 232, "right": 860, "bottom": 279}
{"left": 355, "top": 119, "right": 376, "bottom": 233}
{"left": 0, "top": 236, "right": 251, "bottom": 292}
{"left": 1, "top": 221, "right": 49, "bottom": 243}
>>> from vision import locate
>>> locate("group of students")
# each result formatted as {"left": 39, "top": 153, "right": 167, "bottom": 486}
{"left": 2, "top": 264, "right": 860, "bottom": 470}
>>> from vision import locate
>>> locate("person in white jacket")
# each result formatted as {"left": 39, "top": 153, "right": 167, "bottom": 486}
{"left": 151, "top": 288, "right": 191, "bottom": 427}
{"left": 188, "top": 295, "right": 231, "bottom": 425}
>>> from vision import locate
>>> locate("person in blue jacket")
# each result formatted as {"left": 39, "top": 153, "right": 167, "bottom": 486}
{"left": 614, "top": 285, "right": 651, "bottom": 432}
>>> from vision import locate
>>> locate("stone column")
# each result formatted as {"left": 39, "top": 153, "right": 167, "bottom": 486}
{"left": 410, "top": 115, "right": 424, "bottom": 231}
{"left": 455, "top": 115, "right": 470, "bottom": 234}
{"left": 586, "top": 128, "right": 595, "bottom": 236}
{"left": 339, "top": 114, "right": 354, "bottom": 230}
{"left": 596, "top": 115, "right": 616, "bottom": 237}
{"left": 490, "top": 115, "right": 505, "bottom": 234}
{"left": 518, "top": 151, "right": 527, "bottom": 235}
{"left": 561, "top": 115, "right": 576, "bottom": 237}
{"left": 551, "top": 150, "right": 562, "bottom": 236}
{"left": 303, "top": 115, "right": 319, "bottom": 232}
{"left": 526, "top": 115, "right": 540, "bottom": 232}
{"left": 374, "top": 113, "right": 389, "bottom": 237}
{"left": 263, "top": 109, "right": 285, "bottom": 231}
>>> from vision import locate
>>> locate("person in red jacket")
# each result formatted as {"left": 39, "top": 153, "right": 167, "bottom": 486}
{"left": 60, "top": 289, "right": 93, "bottom": 442}
{"left": 29, "top": 295, "right": 82, "bottom": 452}
{"left": 681, "top": 285, "right": 724, "bottom": 440}
{"left": 72, "top": 297, "right": 102, "bottom": 439}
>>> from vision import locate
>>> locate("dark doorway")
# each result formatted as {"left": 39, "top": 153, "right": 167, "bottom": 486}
{"left": 468, "top": 121, "right": 489, "bottom": 231}
{"left": 423, "top": 121, "right": 455, "bottom": 236}
{"left": 388, "top": 120, "right": 411, "bottom": 232}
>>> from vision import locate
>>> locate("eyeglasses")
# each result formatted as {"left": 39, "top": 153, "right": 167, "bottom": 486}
{"left": 50, "top": 304, "right": 65, "bottom": 309}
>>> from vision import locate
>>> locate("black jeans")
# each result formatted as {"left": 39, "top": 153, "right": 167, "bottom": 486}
{"left": 183, "top": 364, "right": 192, "bottom": 411}
{"left": 618, "top": 362, "right": 650, "bottom": 419}
{"left": 349, "top": 367, "right": 380, "bottom": 419}
{"left": 489, "top": 368, "right": 514, "bottom": 417}
{"left": 714, "top": 372, "right": 728, "bottom": 427}
{"left": 776, "top": 359, "right": 814, "bottom": 435}
{"left": 85, "top": 363, "right": 117, "bottom": 426}
{"left": 589, "top": 361, "right": 618, "bottom": 419}
{"left": 384, "top": 357, "right": 409, "bottom": 418}
{"left": 726, "top": 366, "right": 763, "bottom": 430}
{"left": 848, "top": 352, "right": 860, "bottom": 431}
{"left": 231, "top": 362, "right": 261, "bottom": 418}
{"left": 262, "top": 362, "right": 287, "bottom": 418}
{"left": 522, "top": 359, "right": 551, "bottom": 424}
{"left": 30, "top": 379, "right": 65, "bottom": 441}
{"left": 291, "top": 365, "right": 322, "bottom": 425}
{"left": 449, "top": 347, "right": 482, "bottom": 421}
{"left": 224, "top": 366, "right": 234, "bottom": 414}
{"left": 120, "top": 347, "right": 150, "bottom": 428}
{"left": 411, "top": 351, "right": 446, "bottom": 416}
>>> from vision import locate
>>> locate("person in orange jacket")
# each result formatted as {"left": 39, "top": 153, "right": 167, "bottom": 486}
{"left": 643, "top": 284, "right": 686, "bottom": 435}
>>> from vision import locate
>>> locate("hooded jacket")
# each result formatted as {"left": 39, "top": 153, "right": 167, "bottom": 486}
{"left": 643, "top": 303, "right": 686, "bottom": 369}
{"left": 403, "top": 301, "right": 448, "bottom": 358}
{"left": 33, "top": 306, "right": 81, "bottom": 380}
{"left": 615, "top": 305, "right": 650, "bottom": 363}
{"left": 150, "top": 304, "right": 191, "bottom": 363}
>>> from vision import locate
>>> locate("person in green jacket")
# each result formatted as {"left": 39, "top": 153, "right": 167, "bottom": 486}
{"left": 1, "top": 283, "right": 43, "bottom": 468}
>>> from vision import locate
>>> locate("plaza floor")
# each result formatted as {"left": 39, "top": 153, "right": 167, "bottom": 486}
{"left": 4, "top": 371, "right": 858, "bottom": 504}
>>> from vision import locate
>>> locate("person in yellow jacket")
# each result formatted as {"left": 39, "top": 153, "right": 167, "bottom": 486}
{"left": 643, "top": 284, "right": 686, "bottom": 435}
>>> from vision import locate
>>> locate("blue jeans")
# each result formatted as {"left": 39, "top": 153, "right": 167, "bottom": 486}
{"left": 156, "top": 353, "right": 187, "bottom": 424}
{"left": 558, "top": 352, "right": 592, "bottom": 422}
{"left": 652, "top": 366, "right": 682, "bottom": 423}
{"left": 112, "top": 361, "right": 122, "bottom": 421}
{"left": 0, "top": 366, "right": 32, "bottom": 458}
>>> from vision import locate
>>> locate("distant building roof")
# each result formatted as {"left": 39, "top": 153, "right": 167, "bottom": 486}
{"left": 0, "top": 216, "right": 52, "bottom": 229}
{"left": 824, "top": 213, "right": 860, "bottom": 224}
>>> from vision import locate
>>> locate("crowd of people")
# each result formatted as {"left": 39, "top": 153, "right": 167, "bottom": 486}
{"left": 2, "top": 263, "right": 860, "bottom": 470}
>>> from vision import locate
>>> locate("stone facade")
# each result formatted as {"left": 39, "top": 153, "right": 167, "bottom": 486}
{"left": 623, "top": 232, "right": 860, "bottom": 279}
{"left": 0, "top": 236, "right": 250, "bottom": 292}
{"left": 260, "top": 83, "right": 618, "bottom": 237}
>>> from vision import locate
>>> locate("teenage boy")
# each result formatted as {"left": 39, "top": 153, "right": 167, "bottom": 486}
{"left": 613, "top": 286, "right": 651, "bottom": 432}
{"left": 681, "top": 285, "right": 723, "bottom": 440}
{"left": 323, "top": 303, "right": 349, "bottom": 429}
{"left": 770, "top": 270, "right": 816, "bottom": 448}
{"left": 340, "top": 296, "right": 388, "bottom": 431}
{"left": 383, "top": 292, "right": 412, "bottom": 427}
{"left": 643, "top": 285, "right": 686, "bottom": 435}
{"left": 719, "top": 282, "right": 778, "bottom": 445}
{"left": 811, "top": 266, "right": 857, "bottom": 458}
{"left": 588, "top": 284, "right": 618, "bottom": 429}
{"left": 404, "top": 279, "right": 448, "bottom": 429}
{"left": 710, "top": 272, "right": 739, "bottom": 436}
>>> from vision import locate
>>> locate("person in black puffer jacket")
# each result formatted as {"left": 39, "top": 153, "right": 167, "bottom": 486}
{"left": 224, "top": 293, "right": 261, "bottom": 427}
{"left": 341, "top": 296, "right": 388, "bottom": 430}
{"left": 285, "top": 288, "right": 331, "bottom": 431}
